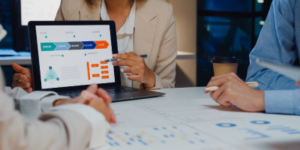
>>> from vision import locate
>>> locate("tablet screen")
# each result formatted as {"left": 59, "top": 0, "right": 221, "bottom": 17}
{"left": 35, "top": 25, "right": 115, "bottom": 89}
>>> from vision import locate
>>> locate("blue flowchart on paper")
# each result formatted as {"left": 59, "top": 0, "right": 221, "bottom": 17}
{"left": 97, "top": 99, "right": 300, "bottom": 150}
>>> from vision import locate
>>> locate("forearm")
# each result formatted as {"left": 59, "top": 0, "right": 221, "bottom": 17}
{"left": 152, "top": 4, "right": 177, "bottom": 89}
{"left": 246, "top": 0, "right": 298, "bottom": 90}
{"left": 0, "top": 110, "right": 90, "bottom": 150}
{"left": 1, "top": 104, "right": 110, "bottom": 150}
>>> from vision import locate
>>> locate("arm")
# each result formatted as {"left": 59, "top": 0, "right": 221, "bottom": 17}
{"left": 153, "top": 3, "right": 177, "bottom": 89}
{"left": 0, "top": 91, "right": 110, "bottom": 150}
{"left": 112, "top": 4, "right": 177, "bottom": 89}
{"left": 246, "top": 0, "right": 299, "bottom": 90}
{"left": 265, "top": 90, "right": 300, "bottom": 115}
{"left": 205, "top": 73, "right": 300, "bottom": 116}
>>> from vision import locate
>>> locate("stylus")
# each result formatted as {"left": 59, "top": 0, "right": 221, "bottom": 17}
{"left": 103, "top": 54, "right": 148, "bottom": 62}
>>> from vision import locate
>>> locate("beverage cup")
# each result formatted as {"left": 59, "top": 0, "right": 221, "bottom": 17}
{"left": 211, "top": 57, "right": 239, "bottom": 76}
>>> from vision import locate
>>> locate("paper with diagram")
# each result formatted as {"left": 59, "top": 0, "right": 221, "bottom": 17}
{"left": 97, "top": 98, "right": 300, "bottom": 150}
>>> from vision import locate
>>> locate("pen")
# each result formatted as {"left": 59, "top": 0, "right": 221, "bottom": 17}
{"left": 205, "top": 82, "right": 259, "bottom": 92}
{"left": 104, "top": 54, "right": 148, "bottom": 63}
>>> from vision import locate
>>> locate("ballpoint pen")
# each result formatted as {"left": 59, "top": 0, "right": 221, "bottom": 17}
{"left": 103, "top": 54, "right": 148, "bottom": 63}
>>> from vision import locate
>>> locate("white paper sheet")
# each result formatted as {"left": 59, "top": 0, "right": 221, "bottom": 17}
{"left": 97, "top": 98, "right": 300, "bottom": 150}
{"left": 256, "top": 59, "right": 300, "bottom": 81}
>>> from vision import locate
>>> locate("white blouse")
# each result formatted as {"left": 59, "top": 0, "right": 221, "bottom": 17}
{"left": 101, "top": 0, "right": 136, "bottom": 87}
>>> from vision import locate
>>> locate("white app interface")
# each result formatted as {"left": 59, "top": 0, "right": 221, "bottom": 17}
{"left": 36, "top": 25, "right": 115, "bottom": 89}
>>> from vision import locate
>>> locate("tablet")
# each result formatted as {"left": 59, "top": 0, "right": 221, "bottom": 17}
{"left": 256, "top": 59, "right": 300, "bottom": 81}
{"left": 28, "top": 21, "right": 121, "bottom": 91}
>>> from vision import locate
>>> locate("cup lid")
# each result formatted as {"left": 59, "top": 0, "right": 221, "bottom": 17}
{"left": 211, "top": 57, "right": 239, "bottom": 63}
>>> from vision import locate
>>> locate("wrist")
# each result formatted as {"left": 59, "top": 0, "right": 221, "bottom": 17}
{"left": 143, "top": 69, "right": 156, "bottom": 88}
{"left": 254, "top": 90, "right": 265, "bottom": 112}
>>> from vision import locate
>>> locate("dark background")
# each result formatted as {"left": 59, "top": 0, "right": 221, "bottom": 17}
{"left": 0, "top": 0, "right": 273, "bottom": 87}
{"left": 196, "top": 0, "right": 272, "bottom": 86}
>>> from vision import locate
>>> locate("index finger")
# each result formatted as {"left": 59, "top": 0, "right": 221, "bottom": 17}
{"left": 13, "top": 73, "right": 24, "bottom": 82}
{"left": 206, "top": 76, "right": 229, "bottom": 88}
{"left": 86, "top": 83, "right": 98, "bottom": 94}
{"left": 113, "top": 53, "right": 137, "bottom": 61}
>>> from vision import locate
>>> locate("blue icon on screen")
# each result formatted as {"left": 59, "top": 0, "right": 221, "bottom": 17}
{"left": 250, "top": 120, "right": 270, "bottom": 125}
{"left": 216, "top": 123, "right": 237, "bottom": 127}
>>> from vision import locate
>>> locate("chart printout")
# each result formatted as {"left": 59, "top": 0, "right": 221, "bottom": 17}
{"left": 97, "top": 99, "right": 300, "bottom": 150}
{"left": 36, "top": 25, "right": 115, "bottom": 89}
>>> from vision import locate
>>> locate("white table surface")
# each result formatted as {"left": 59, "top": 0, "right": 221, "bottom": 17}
{"left": 100, "top": 87, "right": 300, "bottom": 150}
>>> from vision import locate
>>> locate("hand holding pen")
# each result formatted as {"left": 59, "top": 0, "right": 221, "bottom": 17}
{"left": 204, "top": 73, "right": 265, "bottom": 112}
{"left": 107, "top": 52, "right": 156, "bottom": 89}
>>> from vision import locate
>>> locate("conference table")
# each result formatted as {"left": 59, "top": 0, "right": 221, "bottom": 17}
{"left": 98, "top": 87, "right": 300, "bottom": 150}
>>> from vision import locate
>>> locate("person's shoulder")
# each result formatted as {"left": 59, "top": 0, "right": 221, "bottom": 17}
{"left": 273, "top": 0, "right": 297, "bottom": 7}
{"left": 60, "top": 0, "right": 86, "bottom": 11}
{"left": 141, "top": 0, "right": 173, "bottom": 18}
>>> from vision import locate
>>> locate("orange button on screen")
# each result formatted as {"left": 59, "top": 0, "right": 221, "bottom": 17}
{"left": 100, "top": 61, "right": 108, "bottom": 64}
{"left": 92, "top": 74, "right": 100, "bottom": 77}
{"left": 102, "top": 75, "right": 109, "bottom": 79}
{"left": 101, "top": 70, "right": 109, "bottom": 74}
{"left": 101, "top": 66, "right": 108, "bottom": 69}
{"left": 91, "top": 64, "right": 99, "bottom": 67}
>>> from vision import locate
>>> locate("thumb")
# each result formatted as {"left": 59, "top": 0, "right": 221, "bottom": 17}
{"left": 86, "top": 83, "right": 98, "bottom": 95}
{"left": 12, "top": 63, "right": 30, "bottom": 75}
{"left": 96, "top": 88, "right": 112, "bottom": 104}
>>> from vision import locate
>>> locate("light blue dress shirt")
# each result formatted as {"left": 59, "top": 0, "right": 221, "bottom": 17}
{"left": 246, "top": 0, "right": 300, "bottom": 115}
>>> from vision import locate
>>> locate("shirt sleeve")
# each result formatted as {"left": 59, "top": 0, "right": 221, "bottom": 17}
{"left": 52, "top": 104, "right": 110, "bottom": 149}
{"left": 0, "top": 90, "right": 110, "bottom": 150}
{"left": 246, "top": 0, "right": 300, "bottom": 91}
{"left": 151, "top": 3, "right": 177, "bottom": 89}
{"left": 265, "top": 89, "right": 300, "bottom": 115}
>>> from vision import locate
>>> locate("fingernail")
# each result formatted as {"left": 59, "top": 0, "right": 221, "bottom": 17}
{"left": 91, "top": 83, "right": 97, "bottom": 88}
{"left": 113, "top": 54, "right": 117, "bottom": 58}
{"left": 126, "top": 74, "right": 129, "bottom": 78}
{"left": 120, "top": 68, "right": 124, "bottom": 72}
{"left": 81, "top": 91, "right": 88, "bottom": 99}
{"left": 82, "top": 91, "right": 97, "bottom": 100}
{"left": 112, "top": 113, "right": 117, "bottom": 123}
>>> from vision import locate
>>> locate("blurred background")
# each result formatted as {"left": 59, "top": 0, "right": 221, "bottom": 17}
{"left": 0, "top": 0, "right": 272, "bottom": 87}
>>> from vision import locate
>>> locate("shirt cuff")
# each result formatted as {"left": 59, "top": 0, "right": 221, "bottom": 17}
{"left": 40, "top": 95, "right": 70, "bottom": 112}
{"left": 265, "top": 90, "right": 295, "bottom": 114}
{"left": 52, "top": 104, "right": 110, "bottom": 149}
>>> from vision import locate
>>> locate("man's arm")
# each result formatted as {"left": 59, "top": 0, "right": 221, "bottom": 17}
{"left": 205, "top": 73, "right": 300, "bottom": 116}
{"left": 265, "top": 90, "right": 300, "bottom": 115}
{"left": 246, "top": 0, "right": 299, "bottom": 90}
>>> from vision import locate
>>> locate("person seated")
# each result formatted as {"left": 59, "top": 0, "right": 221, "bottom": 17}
{"left": 205, "top": 0, "right": 300, "bottom": 115}
{"left": 12, "top": 0, "right": 177, "bottom": 92}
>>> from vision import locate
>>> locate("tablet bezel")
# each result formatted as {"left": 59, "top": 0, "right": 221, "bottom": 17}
{"left": 28, "top": 21, "right": 121, "bottom": 92}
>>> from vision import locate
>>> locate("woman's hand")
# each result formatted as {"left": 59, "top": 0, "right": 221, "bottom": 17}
{"left": 112, "top": 52, "right": 156, "bottom": 88}
{"left": 204, "top": 73, "right": 265, "bottom": 112}
{"left": 12, "top": 63, "right": 33, "bottom": 93}
{"left": 54, "top": 84, "right": 116, "bottom": 123}
{"left": 297, "top": 81, "right": 300, "bottom": 86}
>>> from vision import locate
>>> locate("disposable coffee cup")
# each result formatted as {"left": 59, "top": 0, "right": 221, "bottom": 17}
{"left": 211, "top": 57, "right": 239, "bottom": 76}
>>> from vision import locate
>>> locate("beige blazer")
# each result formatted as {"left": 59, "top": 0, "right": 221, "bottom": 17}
{"left": 55, "top": 0, "right": 177, "bottom": 89}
